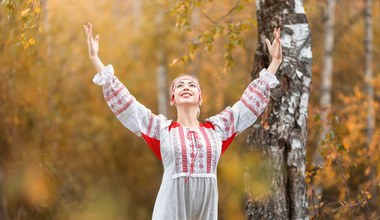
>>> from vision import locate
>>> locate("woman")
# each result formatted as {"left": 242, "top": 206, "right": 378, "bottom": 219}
{"left": 84, "top": 22, "right": 282, "bottom": 220}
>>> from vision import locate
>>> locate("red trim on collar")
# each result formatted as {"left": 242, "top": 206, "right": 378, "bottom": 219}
{"left": 169, "top": 121, "right": 215, "bottom": 131}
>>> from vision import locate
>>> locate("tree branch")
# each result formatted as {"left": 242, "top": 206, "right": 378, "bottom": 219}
{"left": 200, "top": 0, "right": 241, "bottom": 25}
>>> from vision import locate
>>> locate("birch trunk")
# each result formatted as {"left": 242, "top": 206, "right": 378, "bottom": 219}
{"left": 0, "top": 170, "right": 9, "bottom": 220}
{"left": 42, "top": 0, "right": 51, "bottom": 57}
{"left": 245, "top": 0, "right": 312, "bottom": 219}
{"left": 315, "top": 0, "right": 336, "bottom": 166}
{"left": 133, "top": 0, "right": 142, "bottom": 32}
{"left": 364, "top": 0, "right": 376, "bottom": 207}
{"left": 155, "top": 9, "right": 168, "bottom": 116}
{"left": 156, "top": 50, "right": 168, "bottom": 116}
{"left": 191, "top": 8, "right": 201, "bottom": 77}
{"left": 312, "top": 0, "right": 336, "bottom": 208}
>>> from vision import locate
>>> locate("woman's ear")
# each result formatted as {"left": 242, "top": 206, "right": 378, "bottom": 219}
{"left": 170, "top": 95, "right": 176, "bottom": 106}
{"left": 198, "top": 95, "right": 203, "bottom": 106}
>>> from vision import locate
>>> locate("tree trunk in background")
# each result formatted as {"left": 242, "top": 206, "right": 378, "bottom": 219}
{"left": 42, "top": 0, "right": 51, "bottom": 57}
{"left": 245, "top": 0, "right": 311, "bottom": 219}
{"left": 312, "top": 0, "right": 336, "bottom": 206}
{"left": 0, "top": 170, "right": 9, "bottom": 220}
{"left": 191, "top": 8, "right": 201, "bottom": 77}
{"left": 156, "top": 50, "right": 168, "bottom": 116}
{"left": 364, "top": 0, "right": 377, "bottom": 208}
{"left": 155, "top": 9, "right": 168, "bottom": 116}
{"left": 133, "top": 0, "right": 142, "bottom": 32}
{"left": 315, "top": 0, "right": 336, "bottom": 167}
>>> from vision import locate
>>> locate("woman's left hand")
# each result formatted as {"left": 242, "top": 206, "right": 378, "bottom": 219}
{"left": 265, "top": 28, "right": 282, "bottom": 63}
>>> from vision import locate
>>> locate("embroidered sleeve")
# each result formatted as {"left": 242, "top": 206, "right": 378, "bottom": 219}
{"left": 93, "top": 65, "right": 166, "bottom": 140}
{"left": 206, "top": 68, "right": 279, "bottom": 154}
{"left": 236, "top": 68, "right": 279, "bottom": 132}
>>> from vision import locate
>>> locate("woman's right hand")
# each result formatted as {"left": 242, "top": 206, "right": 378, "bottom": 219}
{"left": 83, "top": 22, "right": 100, "bottom": 59}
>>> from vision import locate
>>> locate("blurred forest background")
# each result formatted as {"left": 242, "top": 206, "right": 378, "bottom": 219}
{"left": 0, "top": 0, "right": 379, "bottom": 219}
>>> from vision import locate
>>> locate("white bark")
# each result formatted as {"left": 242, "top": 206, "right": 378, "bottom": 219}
{"left": 311, "top": 0, "right": 336, "bottom": 209}
{"left": 155, "top": 9, "right": 168, "bottom": 116}
{"left": 42, "top": 0, "right": 51, "bottom": 57}
{"left": 245, "top": 0, "right": 311, "bottom": 219}
{"left": 365, "top": 0, "right": 374, "bottom": 150}
{"left": 156, "top": 50, "right": 168, "bottom": 116}
{"left": 315, "top": 0, "right": 336, "bottom": 166}
{"left": 364, "top": 0, "right": 376, "bottom": 206}
{"left": 133, "top": 0, "right": 142, "bottom": 32}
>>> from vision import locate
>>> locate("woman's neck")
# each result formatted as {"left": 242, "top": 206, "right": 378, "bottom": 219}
{"left": 176, "top": 105, "right": 199, "bottom": 129}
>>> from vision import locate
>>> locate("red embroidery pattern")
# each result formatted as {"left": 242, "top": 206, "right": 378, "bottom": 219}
{"left": 178, "top": 126, "right": 188, "bottom": 173}
{"left": 105, "top": 77, "right": 135, "bottom": 116}
{"left": 171, "top": 123, "right": 219, "bottom": 176}
{"left": 173, "top": 130, "right": 182, "bottom": 173}
{"left": 210, "top": 132, "right": 219, "bottom": 173}
{"left": 241, "top": 79, "right": 269, "bottom": 117}
{"left": 199, "top": 127, "right": 212, "bottom": 173}
{"left": 211, "top": 108, "right": 235, "bottom": 141}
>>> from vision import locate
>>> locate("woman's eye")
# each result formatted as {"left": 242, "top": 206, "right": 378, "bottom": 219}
{"left": 176, "top": 84, "right": 183, "bottom": 88}
{"left": 190, "top": 84, "right": 196, "bottom": 88}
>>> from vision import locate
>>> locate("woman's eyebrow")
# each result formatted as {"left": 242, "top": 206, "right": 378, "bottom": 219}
{"left": 175, "top": 79, "right": 197, "bottom": 86}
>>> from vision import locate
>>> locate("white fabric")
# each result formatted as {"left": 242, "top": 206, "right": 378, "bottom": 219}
{"left": 93, "top": 65, "right": 279, "bottom": 220}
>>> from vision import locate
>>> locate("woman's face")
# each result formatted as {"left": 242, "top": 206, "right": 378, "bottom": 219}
{"left": 171, "top": 76, "right": 202, "bottom": 106}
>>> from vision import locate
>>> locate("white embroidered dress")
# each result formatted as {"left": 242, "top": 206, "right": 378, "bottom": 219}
{"left": 93, "top": 65, "right": 279, "bottom": 220}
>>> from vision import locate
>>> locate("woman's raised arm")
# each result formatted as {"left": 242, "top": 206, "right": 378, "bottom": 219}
{"left": 83, "top": 22, "right": 106, "bottom": 73}
{"left": 266, "top": 27, "right": 283, "bottom": 75}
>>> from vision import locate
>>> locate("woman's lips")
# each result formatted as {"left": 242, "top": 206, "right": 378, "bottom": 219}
{"left": 180, "top": 92, "right": 192, "bottom": 97}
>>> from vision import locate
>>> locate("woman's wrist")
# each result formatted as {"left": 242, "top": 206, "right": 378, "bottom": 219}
{"left": 89, "top": 54, "right": 99, "bottom": 60}
{"left": 90, "top": 55, "right": 106, "bottom": 73}
{"left": 267, "top": 59, "right": 282, "bottom": 75}
{"left": 271, "top": 58, "right": 282, "bottom": 66}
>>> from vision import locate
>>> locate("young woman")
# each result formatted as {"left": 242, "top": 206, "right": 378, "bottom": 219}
{"left": 84, "top": 22, "right": 282, "bottom": 220}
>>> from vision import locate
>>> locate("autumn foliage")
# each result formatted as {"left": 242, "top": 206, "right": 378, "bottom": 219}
{"left": 0, "top": 0, "right": 379, "bottom": 219}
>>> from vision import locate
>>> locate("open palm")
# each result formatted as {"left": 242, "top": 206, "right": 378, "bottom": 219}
{"left": 265, "top": 28, "right": 282, "bottom": 62}
{"left": 83, "top": 22, "right": 99, "bottom": 59}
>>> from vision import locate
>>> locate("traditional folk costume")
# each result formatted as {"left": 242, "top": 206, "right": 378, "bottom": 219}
{"left": 93, "top": 65, "right": 279, "bottom": 220}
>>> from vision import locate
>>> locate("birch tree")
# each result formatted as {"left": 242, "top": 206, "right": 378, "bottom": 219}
{"left": 315, "top": 0, "right": 336, "bottom": 167}
{"left": 364, "top": 0, "right": 376, "bottom": 207}
{"left": 312, "top": 0, "right": 336, "bottom": 206}
{"left": 155, "top": 7, "right": 169, "bottom": 116}
{"left": 245, "top": 0, "right": 311, "bottom": 219}
{"left": 133, "top": 0, "right": 142, "bottom": 31}
{"left": 0, "top": 172, "right": 8, "bottom": 220}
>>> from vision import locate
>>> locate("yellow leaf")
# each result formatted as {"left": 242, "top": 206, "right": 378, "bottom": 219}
{"left": 34, "top": 7, "right": 41, "bottom": 14}
{"left": 23, "top": 42, "right": 30, "bottom": 49}
{"left": 169, "top": 58, "right": 180, "bottom": 67}
{"left": 29, "top": 38, "right": 35, "bottom": 45}
{"left": 21, "top": 8, "right": 30, "bottom": 17}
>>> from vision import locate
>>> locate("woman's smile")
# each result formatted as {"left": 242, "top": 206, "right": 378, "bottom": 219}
{"left": 180, "top": 92, "right": 193, "bottom": 97}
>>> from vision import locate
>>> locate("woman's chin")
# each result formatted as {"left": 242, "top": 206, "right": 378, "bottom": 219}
{"left": 175, "top": 101, "right": 198, "bottom": 107}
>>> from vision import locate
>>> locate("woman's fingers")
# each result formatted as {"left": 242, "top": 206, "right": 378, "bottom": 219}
{"left": 83, "top": 22, "right": 94, "bottom": 39}
{"left": 265, "top": 38, "right": 271, "bottom": 50}
{"left": 271, "top": 28, "right": 281, "bottom": 49}
{"left": 84, "top": 25, "right": 90, "bottom": 38}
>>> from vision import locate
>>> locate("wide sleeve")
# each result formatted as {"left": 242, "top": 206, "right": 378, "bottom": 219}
{"left": 206, "top": 68, "right": 279, "bottom": 155}
{"left": 93, "top": 65, "right": 169, "bottom": 160}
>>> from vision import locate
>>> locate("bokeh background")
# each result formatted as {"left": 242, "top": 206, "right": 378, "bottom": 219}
{"left": 0, "top": 0, "right": 379, "bottom": 219}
